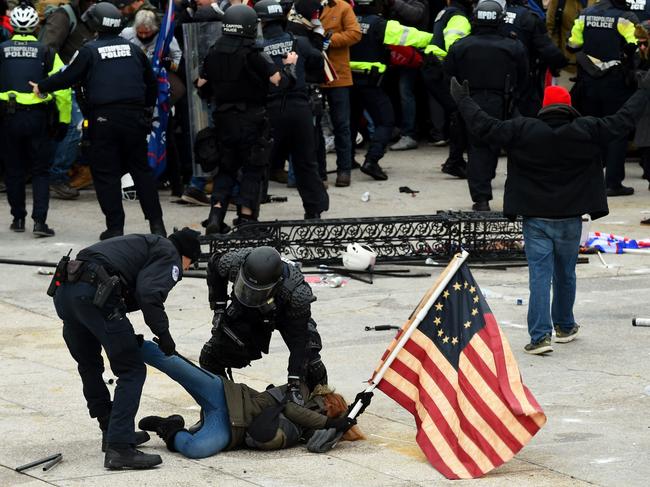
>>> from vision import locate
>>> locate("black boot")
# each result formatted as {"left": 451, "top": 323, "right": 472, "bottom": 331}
{"left": 232, "top": 213, "right": 257, "bottom": 227}
{"left": 360, "top": 160, "right": 388, "bottom": 181}
{"left": 138, "top": 415, "right": 186, "bottom": 451}
{"left": 33, "top": 221, "right": 55, "bottom": 237}
{"left": 100, "top": 228, "right": 124, "bottom": 241}
{"left": 441, "top": 158, "right": 467, "bottom": 179}
{"left": 104, "top": 445, "right": 162, "bottom": 470}
{"left": 205, "top": 206, "right": 228, "bottom": 235}
{"left": 10, "top": 218, "right": 25, "bottom": 232}
{"left": 149, "top": 218, "right": 167, "bottom": 237}
{"left": 99, "top": 414, "right": 151, "bottom": 452}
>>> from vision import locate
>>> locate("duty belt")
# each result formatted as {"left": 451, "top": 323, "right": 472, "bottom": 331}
{"left": 66, "top": 260, "right": 113, "bottom": 286}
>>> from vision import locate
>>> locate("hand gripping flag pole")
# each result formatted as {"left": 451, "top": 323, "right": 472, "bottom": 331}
{"left": 348, "top": 251, "right": 470, "bottom": 420}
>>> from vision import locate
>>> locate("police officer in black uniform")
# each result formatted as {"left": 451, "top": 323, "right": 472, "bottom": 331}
{"left": 31, "top": 2, "right": 166, "bottom": 241}
{"left": 445, "top": 0, "right": 528, "bottom": 211}
{"left": 198, "top": 5, "right": 297, "bottom": 234}
{"left": 567, "top": 0, "right": 639, "bottom": 196}
{"left": 502, "top": 0, "right": 567, "bottom": 116}
{"left": 52, "top": 228, "right": 201, "bottom": 469}
{"left": 199, "top": 246, "right": 328, "bottom": 405}
{"left": 256, "top": 0, "right": 329, "bottom": 219}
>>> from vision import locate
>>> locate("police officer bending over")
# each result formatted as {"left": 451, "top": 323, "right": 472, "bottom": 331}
{"left": 31, "top": 2, "right": 167, "bottom": 241}
{"left": 197, "top": 5, "right": 297, "bottom": 234}
{"left": 52, "top": 228, "right": 202, "bottom": 470}
{"left": 200, "top": 247, "right": 328, "bottom": 406}
{"left": 1, "top": 3, "right": 71, "bottom": 237}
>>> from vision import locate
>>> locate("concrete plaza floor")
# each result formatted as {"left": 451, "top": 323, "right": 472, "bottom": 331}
{"left": 1, "top": 146, "right": 649, "bottom": 486}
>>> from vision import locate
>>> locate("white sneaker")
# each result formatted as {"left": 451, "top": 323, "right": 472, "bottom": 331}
{"left": 390, "top": 135, "right": 418, "bottom": 151}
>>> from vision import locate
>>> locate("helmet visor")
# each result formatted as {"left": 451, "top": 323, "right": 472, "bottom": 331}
{"left": 233, "top": 267, "right": 278, "bottom": 308}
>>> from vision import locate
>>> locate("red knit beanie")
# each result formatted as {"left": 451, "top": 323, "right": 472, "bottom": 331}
{"left": 542, "top": 85, "right": 572, "bottom": 107}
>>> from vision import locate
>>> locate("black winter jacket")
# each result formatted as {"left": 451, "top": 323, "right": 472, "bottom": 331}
{"left": 457, "top": 89, "right": 650, "bottom": 220}
{"left": 77, "top": 234, "right": 182, "bottom": 336}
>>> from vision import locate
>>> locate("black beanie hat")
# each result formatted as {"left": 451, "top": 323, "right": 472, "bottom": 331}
{"left": 168, "top": 227, "right": 202, "bottom": 263}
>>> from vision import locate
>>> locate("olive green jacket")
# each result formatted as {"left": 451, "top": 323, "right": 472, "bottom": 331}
{"left": 222, "top": 380, "right": 328, "bottom": 450}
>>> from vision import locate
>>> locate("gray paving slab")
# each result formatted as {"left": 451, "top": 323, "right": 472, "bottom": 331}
{"left": 1, "top": 148, "right": 650, "bottom": 486}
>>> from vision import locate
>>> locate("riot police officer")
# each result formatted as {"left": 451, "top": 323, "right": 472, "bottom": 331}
{"left": 31, "top": 2, "right": 166, "bottom": 241}
{"left": 52, "top": 228, "right": 202, "bottom": 469}
{"left": 256, "top": 0, "right": 329, "bottom": 219}
{"left": 1, "top": 3, "right": 71, "bottom": 237}
{"left": 422, "top": 0, "right": 474, "bottom": 179}
{"left": 502, "top": 0, "right": 567, "bottom": 116}
{"left": 198, "top": 5, "right": 296, "bottom": 234}
{"left": 445, "top": 0, "right": 528, "bottom": 211}
{"left": 567, "top": 0, "right": 639, "bottom": 196}
{"left": 200, "top": 246, "right": 328, "bottom": 404}
{"left": 349, "top": 0, "right": 433, "bottom": 181}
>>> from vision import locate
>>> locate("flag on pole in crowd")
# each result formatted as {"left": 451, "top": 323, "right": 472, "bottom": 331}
{"left": 147, "top": 0, "right": 175, "bottom": 179}
{"left": 369, "top": 255, "right": 546, "bottom": 479}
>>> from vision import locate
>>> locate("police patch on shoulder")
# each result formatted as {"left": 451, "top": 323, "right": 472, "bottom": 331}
{"left": 172, "top": 265, "right": 180, "bottom": 282}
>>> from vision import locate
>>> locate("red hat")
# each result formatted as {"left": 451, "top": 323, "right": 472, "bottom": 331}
{"left": 542, "top": 85, "right": 572, "bottom": 107}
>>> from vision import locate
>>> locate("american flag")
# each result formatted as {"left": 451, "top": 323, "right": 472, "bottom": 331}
{"left": 372, "top": 263, "right": 546, "bottom": 479}
{"left": 147, "top": 0, "right": 175, "bottom": 179}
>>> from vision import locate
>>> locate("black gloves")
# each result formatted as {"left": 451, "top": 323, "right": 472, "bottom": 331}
{"left": 347, "top": 391, "right": 373, "bottom": 417}
{"left": 325, "top": 415, "right": 357, "bottom": 433}
{"left": 211, "top": 308, "right": 225, "bottom": 331}
{"left": 450, "top": 77, "right": 470, "bottom": 104}
{"left": 286, "top": 378, "right": 304, "bottom": 406}
{"left": 154, "top": 331, "right": 176, "bottom": 356}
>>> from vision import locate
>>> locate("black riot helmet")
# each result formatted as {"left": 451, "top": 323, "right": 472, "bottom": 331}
{"left": 222, "top": 4, "right": 259, "bottom": 38}
{"left": 234, "top": 247, "right": 284, "bottom": 308}
{"left": 255, "top": 0, "right": 285, "bottom": 21}
{"left": 610, "top": 0, "right": 629, "bottom": 8}
{"left": 472, "top": 0, "right": 506, "bottom": 27}
{"left": 82, "top": 2, "right": 125, "bottom": 34}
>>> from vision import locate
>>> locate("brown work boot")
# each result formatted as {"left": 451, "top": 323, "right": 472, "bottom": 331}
{"left": 335, "top": 172, "right": 351, "bottom": 187}
{"left": 70, "top": 165, "right": 93, "bottom": 189}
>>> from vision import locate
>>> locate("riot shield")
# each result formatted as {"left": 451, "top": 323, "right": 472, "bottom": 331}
{"left": 183, "top": 21, "right": 222, "bottom": 178}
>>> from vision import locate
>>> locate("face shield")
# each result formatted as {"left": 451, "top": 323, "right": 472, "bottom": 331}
{"left": 233, "top": 267, "right": 279, "bottom": 308}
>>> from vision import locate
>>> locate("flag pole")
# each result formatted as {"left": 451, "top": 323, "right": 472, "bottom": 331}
{"left": 348, "top": 250, "right": 469, "bottom": 419}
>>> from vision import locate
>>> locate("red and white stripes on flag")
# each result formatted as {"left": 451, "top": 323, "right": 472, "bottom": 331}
{"left": 370, "top": 258, "right": 546, "bottom": 479}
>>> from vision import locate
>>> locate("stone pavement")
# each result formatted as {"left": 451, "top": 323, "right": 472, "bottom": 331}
{"left": 1, "top": 146, "right": 649, "bottom": 486}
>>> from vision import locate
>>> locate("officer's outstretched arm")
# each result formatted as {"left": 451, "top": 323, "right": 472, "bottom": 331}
{"left": 383, "top": 20, "right": 433, "bottom": 49}
{"left": 36, "top": 47, "right": 93, "bottom": 95}
{"left": 207, "top": 253, "right": 229, "bottom": 310}
{"left": 48, "top": 51, "right": 72, "bottom": 125}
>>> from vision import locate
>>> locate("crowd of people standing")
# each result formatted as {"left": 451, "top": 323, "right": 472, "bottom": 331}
{"left": 1, "top": 0, "right": 650, "bottom": 239}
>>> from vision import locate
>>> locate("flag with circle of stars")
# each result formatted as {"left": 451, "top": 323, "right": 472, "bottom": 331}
{"left": 373, "top": 263, "right": 546, "bottom": 480}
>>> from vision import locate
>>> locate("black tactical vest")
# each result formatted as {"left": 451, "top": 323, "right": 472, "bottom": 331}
{"left": 84, "top": 36, "right": 147, "bottom": 107}
{"left": 0, "top": 38, "right": 50, "bottom": 94}
{"left": 581, "top": 3, "right": 628, "bottom": 61}
{"left": 350, "top": 14, "right": 388, "bottom": 65}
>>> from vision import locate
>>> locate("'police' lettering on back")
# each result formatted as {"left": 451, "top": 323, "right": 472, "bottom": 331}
{"left": 585, "top": 15, "right": 615, "bottom": 28}
{"left": 97, "top": 45, "right": 132, "bottom": 60}
{"left": 3, "top": 45, "right": 38, "bottom": 58}
{"left": 263, "top": 40, "right": 293, "bottom": 57}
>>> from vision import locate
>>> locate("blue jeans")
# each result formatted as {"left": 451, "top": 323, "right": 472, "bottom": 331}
{"left": 523, "top": 217, "right": 582, "bottom": 344}
{"left": 398, "top": 68, "right": 418, "bottom": 138}
{"left": 141, "top": 341, "right": 231, "bottom": 459}
{"left": 50, "top": 94, "right": 83, "bottom": 184}
{"left": 325, "top": 87, "right": 352, "bottom": 173}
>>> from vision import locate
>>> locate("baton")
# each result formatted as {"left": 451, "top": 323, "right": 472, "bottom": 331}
{"left": 16, "top": 453, "right": 62, "bottom": 472}
{"left": 42, "top": 454, "right": 63, "bottom": 472}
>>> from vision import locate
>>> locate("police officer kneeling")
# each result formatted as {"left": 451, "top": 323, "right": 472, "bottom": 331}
{"left": 51, "top": 228, "right": 201, "bottom": 469}
{"left": 31, "top": 2, "right": 166, "bottom": 241}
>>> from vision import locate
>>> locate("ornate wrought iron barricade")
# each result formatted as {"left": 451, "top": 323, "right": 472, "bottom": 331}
{"left": 198, "top": 211, "right": 525, "bottom": 266}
